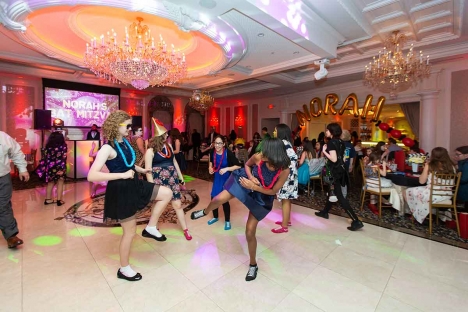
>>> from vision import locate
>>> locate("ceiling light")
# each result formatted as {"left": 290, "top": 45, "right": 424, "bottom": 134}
{"left": 189, "top": 90, "right": 214, "bottom": 113}
{"left": 83, "top": 17, "right": 187, "bottom": 90}
{"left": 314, "top": 59, "right": 330, "bottom": 80}
{"left": 257, "top": 33, "right": 264, "bottom": 37}
{"left": 293, "top": 51, "right": 299, "bottom": 54}
{"left": 363, "top": 30, "right": 430, "bottom": 94}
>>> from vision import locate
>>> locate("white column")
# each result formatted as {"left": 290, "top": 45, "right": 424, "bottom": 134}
{"left": 280, "top": 110, "right": 289, "bottom": 125}
{"left": 417, "top": 90, "right": 439, "bottom": 152}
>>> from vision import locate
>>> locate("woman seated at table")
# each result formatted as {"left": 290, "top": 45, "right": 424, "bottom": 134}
{"left": 405, "top": 147, "right": 456, "bottom": 223}
{"left": 363, "top": 152, "right": 399, "bottom": 213}
{"left": 454, "top": 146, "right": 468, "bottom": 209}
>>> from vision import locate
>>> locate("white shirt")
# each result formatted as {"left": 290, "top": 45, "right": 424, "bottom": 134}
{"left": 0, "top": 131, "right": 27, "bottom": 177}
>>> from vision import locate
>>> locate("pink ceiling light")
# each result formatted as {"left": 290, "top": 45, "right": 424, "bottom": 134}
{"left": 84, "top": 17, "right": 187, "bottom": 90}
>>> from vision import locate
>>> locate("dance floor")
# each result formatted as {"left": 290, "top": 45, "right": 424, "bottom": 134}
{"left": 2, "top": 178, "right": 468, "bottom": 311}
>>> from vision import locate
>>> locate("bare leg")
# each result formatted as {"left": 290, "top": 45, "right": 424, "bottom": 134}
{"left": 46, "top": 181, "right": 54, "bottom": 199}
{"left": 205, "top": 191, "right": 234, "bottom": 215}
{"left": 172, "top": 200, "right": 187, "bottom": 230}
{"left": 119, "top": 218, "right": 137, "bottom": 267}
{"left": 56, "top": 178, "right": 64, "bottom": 201}
{"left": 281, "top": 199, "right": 291, "bottom": 228}
{"left": 147, "top": 185, "right": 172, "bottom": 227}
{"left": 245, "top": 212, "right": 259, "bottom": 265}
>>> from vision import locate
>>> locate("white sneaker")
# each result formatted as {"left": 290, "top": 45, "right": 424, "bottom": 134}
{"left": 329, "top": 195, "right": 338, "bottom": 202}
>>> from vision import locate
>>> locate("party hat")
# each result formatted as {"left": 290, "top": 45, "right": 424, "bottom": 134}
{"left": 152, "top": 117, "right": 168, "bottom": 137}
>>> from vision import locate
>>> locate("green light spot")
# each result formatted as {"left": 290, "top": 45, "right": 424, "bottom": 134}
{"left": 33, "top": 235, "right": 62, "bottom": 246}
{"left": 109, "top": 227, "right": 123, "bottom": 235}
{"left": 8, "top": 254, "right": 19, "bottom": 263}
{"left": 69, "top": 228, "right": 95, "bottom": 237}
{"left": 183, "top": 175, "right": 195, "bottom": 182}
{"left": 34, "top": 250, "right": 43, "bottom": 256}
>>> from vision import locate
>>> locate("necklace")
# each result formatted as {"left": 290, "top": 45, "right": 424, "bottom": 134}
{"left": 114, "top": 138, "right": 136, "bottom": 168}
{"left": 257, "top": 161, "right": 282, "bottom": 189}
{"left": 212, "top": 149, "right": 225, "bottom": 172}
{"left": 158, "top": 143, "right": 172, "bottom": 158}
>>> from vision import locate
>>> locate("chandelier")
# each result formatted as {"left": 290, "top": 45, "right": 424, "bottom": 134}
{"left": 84, "top": 17, "right": 187, "bottom": 90}
{"left": 189, "top": 89, "right": 214, "bottom": 112}
{"left": 363, "top": 31, "right": 431, "bottom": 94}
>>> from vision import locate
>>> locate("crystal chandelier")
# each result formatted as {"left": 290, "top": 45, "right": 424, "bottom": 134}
{"left": 189, "top": 89, "right": 214, "bottom": 112}
{"left": 84, "top": 17, "right": 187, "bottom": 90}
{"left": 363, "top": 31, "right": 431, "bottom": 94}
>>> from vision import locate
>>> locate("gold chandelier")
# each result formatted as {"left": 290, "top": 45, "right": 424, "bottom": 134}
{"left": 84, "top": 17, "right": 187, "bottom": 90}
{"left": 363, "top": 31, "right": 431, "bottom": 94}
{"left": 189, "top": 90, "right": 214, "bottom": 112}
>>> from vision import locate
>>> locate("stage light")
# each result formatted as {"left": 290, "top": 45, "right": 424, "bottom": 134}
{"left": 314, "top": 59, "right": 330, "bottom": 80}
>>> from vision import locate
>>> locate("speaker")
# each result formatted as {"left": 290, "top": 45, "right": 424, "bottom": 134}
{"left": 34, "top": 109, "right": 52, "bottom": 130}
{"left": 132, "top": 116, "right": 142, "bottom": 127}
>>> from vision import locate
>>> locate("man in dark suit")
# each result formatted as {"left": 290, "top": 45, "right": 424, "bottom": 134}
{"left": 191, "top": 129, "right": 202, "bottom": 160}
{"left": 86, "top": 124, "right": 100, "bottom": 140}
{"left": 206, "top": 126, "right": 218, "bottom": 144}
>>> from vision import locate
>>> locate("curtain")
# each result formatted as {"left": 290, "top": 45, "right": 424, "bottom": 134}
{"left": 400, "top": 102, "right": 420, "bottom": 138}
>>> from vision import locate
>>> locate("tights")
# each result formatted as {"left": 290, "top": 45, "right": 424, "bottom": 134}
{"left": 212, "top": 200, "right": 231, "bottom": 221}
{"left": 323, "top": 181, "right": 359, "bottom": 221}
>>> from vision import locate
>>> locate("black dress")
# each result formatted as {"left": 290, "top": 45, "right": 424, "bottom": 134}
{"left": 103, "top": 141, "right": 158, "bottom": 223}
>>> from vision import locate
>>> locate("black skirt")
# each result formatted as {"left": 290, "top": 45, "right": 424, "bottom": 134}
{"left": 103, "top": 174, "right": 158, "bottom": 223}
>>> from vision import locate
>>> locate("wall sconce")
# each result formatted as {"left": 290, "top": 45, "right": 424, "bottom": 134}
{"left": 268, "top": 104, "right": 274, "bottom": 109}
{"left": 210, "top": 116, "right": 219, "bottom": 127}
{"left": 235, "top": 115, "right": 243, "bottom": 128}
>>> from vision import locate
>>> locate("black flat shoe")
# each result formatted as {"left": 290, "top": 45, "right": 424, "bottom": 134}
{"left": 347, "top": 220, "right": 364, "bottom": 231}
{"left": 117, "top": 270, "right": 142, "bottom": 281}
{"left": 245, "top": 265, "right": 258, "bottom": 282}
{"left": 315, "top": 211, "right": 329, "bottom": 219}
{"left": 142, "top": 229, "right": 167, "bottom": 241}
{"left": 56, "top": 200, "right": 65, "bottom": 206}
{"left": 44, "top": 199, "right": 55, "bottom": 205}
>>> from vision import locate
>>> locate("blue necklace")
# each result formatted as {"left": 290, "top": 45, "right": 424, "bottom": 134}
{"left": 114, "top": 138, "right": 136, "bottom": 168}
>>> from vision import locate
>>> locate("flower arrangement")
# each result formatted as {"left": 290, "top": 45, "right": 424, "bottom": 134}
{"left": 407, "top": 153, "right": 427, "bottom": 164}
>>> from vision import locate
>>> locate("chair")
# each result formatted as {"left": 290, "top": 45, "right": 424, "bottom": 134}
{"left": 360, "top": 159, "right": 391, "bottom": 219}
{"left": 307, "top": 173, "right": 324, "bottom": 195}
{"left": 428, "top": 172, "right": 462, "bottom": 236}
{"left": 307, "top": 158, "right": 325, "bottom": 195}
{"left": 196, "top": 154, "right": 210, "bottom": 176}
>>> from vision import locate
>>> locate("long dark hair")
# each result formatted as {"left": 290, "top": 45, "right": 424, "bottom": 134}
{"left": 317, "top": 132, "right": 325, "bottom": 143}
{"left": 261, "top": 138, "right": 291, "bottom": 170}
{"left": 429, "top": 147, "right": 454, "bottom": 174}
{"left": 46, "top": 131, "right": 65, "bottom": 149}
{"left": 275, "top": 123, "right": 292, "bottom": 144}
{"left": 302, "top": 142, "right": 316, "bottom": 158}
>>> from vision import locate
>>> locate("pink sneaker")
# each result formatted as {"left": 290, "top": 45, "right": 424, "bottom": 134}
{"left": 275, "top": 221, "right": 292, "bottom": 226}
{"left": 183, "top": 229, "right": 192, "bottom": 241}
{"left": 271, "top": 226, "right": 289, "bottom": 234}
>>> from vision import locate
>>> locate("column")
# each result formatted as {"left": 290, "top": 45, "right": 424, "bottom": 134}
{"left": 417, "top": 90, "right": 439, "bottom": 152}
{"left": 280, "top": 110, "right": 289, "bottom": 125}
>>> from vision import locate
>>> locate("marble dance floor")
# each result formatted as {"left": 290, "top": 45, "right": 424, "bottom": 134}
{"left": 2, "top": 178, "right": 468, "bottom": 312}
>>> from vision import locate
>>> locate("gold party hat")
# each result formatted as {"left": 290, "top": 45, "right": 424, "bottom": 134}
{"left": 152, "top": 117, "right": 168, "bottom": 137}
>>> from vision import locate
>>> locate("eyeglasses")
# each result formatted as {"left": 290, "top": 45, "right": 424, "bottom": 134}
{"left": 119, "top": 123, "right": 132, "bottom": 129}
{"left": 455, "top": 153, "right": 463, "bottom": 157}
{"left": 214, "top": 142, "right": 224, "bottom": 145}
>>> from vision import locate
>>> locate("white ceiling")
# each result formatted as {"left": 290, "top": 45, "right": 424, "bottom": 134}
{"left": 0, "top": 0, "right": 466, "bottom": 100}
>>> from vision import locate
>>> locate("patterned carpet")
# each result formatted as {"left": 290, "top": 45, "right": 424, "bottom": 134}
{"left": 185, "top": 160, "right": 468, "bottom": 249}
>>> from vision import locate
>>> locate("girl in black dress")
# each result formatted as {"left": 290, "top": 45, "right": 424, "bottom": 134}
{"left": 191, "top": 138, "right": 290, "bottom": 281}
{"left": 88, "top": 111, "right": 173, "bottom": 282}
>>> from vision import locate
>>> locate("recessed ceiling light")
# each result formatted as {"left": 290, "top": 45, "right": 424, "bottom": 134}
{"left": 257, "top": 33, "right": 264, "bottom": 37}
{"left": 271, "top": 52, "right": 275, "bottom": 54}
{"left": 293, "top": 51, "right": 299, "bottom": 54}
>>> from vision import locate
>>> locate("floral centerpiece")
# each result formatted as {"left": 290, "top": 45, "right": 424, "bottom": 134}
{"left": 407, "top": 153, "right": 427, "bottom": 173}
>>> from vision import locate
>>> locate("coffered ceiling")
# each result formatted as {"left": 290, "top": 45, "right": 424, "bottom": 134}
{"left": 0, "top": 0, "right": 466, "bottom": 100}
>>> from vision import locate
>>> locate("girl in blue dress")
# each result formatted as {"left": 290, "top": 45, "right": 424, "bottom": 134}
{"left": 191, "top": 138, "right": 290, "bottom": 281}
{"left": 207, "top": 135, "right": 241, "bottom": 230}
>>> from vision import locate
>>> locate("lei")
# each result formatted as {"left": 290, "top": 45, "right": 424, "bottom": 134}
{"left": 257, "top": 161, "right": 282, "bottom": 189}
{"left": 114, "top": 138, "right": 136, "bottom": 168}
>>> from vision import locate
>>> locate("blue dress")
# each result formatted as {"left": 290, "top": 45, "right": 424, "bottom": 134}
{"left": 224, "top": 162, "right": 281, "bottom": 221}
{"left": 211, "top": 150, "right": 230, "bottom": 198}
{"left": 103, "top": 141, "right": 156, "bottom": 223}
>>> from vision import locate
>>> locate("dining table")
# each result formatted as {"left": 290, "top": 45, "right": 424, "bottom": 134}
{"left": 385, "top": 171, "right": 426, "bottom": 216}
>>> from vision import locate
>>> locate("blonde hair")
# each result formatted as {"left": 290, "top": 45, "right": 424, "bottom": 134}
{"left": 147, "top": 134, "right": 166, "bottom": 152}
{"left": 102, "top": 110, "right": 130, "bottom": 146}
{"left": 341, "top": 129, "right": 351, "bottom": 141}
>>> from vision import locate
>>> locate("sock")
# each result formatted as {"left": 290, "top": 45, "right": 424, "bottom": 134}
{"left": 145, "top": 226, "right": 163, "bottom": 238}
{"left": 120, "top": 265, "right": 137, "bottom": 277}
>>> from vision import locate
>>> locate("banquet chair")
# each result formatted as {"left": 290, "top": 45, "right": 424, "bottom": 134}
{"left": 360, "top": 159, "right": 391, "bottom": 219}
{"left": 428, "top": 172, "right": 462, "bottom": 236}
{"left": 307, "top": 173, "right": 324, "bottom": 195}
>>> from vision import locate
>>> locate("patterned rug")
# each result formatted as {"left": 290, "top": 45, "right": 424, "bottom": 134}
{"left": 59, "top": 189, "right": 199, "bottom": 227}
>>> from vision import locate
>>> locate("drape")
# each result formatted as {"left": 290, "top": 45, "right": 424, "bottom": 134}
{"left": 399, "top": 102, "right": 420, "bottom": 138}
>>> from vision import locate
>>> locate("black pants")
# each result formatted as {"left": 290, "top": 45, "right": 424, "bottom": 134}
{"left": 323, "top": 180, "right": 359, "bottom": 222}
{"left": 211, "top": 196, "right": 231, "bottom": 221}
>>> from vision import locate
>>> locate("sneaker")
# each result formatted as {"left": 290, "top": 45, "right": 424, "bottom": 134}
{"left": 183, "top": 229, "right": 193, "bottom": 240}
{"left": 315, "top": 210, "right": 329, "bottom": 219}
{"left": 191, "top": 209, "right": 206, "bottom": 220}
{"left": 207, "top": 218, "right": 218, "bottom": 225}
{"left": 271, "top": 226, "right": 289, "bottom": 234}
{"left": 329, "top": 195, "right": 338, "bottom": 202}
{"left": 275, "top": 221, "right": 292, "bottom": 226}
{"left": 224, "top": 221, "right": 231, "bottom": 230}
{"left": 245, "top": 265, "right": 258, "bottom": 281}
{"left": 347, "top": 220, "right": 364, "bottom": 231}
